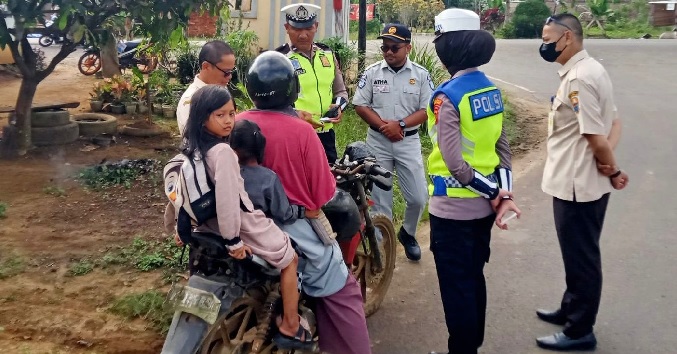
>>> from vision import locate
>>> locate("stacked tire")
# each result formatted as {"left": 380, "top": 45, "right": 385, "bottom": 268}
{"left": 31, "top": 109, "right": 79, "bottom": 146}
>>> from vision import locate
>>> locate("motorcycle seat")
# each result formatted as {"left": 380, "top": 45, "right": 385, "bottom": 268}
{"left": 122, "top": 40, "right": 142, "bottom": 52}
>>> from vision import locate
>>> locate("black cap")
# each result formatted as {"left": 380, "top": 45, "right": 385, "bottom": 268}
{"left": 377, "top": 23, "right": 412, "bottom": 43}
{"left": 246, "top": 51, "right": 299, "bottom": 110}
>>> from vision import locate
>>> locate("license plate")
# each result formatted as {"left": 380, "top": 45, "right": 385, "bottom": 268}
{"left": 165, "top": 284, "right": 221, "bottom": 325}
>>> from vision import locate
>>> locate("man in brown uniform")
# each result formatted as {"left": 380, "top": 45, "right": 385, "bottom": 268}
{"left": 535, "top": 13, "right": 629, "bottom": 351}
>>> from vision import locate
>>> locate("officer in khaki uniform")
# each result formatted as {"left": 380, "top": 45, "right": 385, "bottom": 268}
{"left": 352, "top": 24, "right": 433, "bottom": 261}
{"left": 535, "top": 13, "right": 629, "bottom": 352}
{"left": 276, "top": 3, "right": 348, "bottom": 164}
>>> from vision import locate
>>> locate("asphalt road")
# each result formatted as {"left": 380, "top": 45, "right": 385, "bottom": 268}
{"left": 366, "top": 39, "right": 677, "bottom": 354}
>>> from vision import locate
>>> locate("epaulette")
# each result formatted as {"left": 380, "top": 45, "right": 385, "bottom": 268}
{"left": 411, "top": 61, "right": 430, "bottom": 72}
{"left": 275, "top": 43, "right": 291, "bottom": 54}
{"left": 314, "top": 42, "right": 332, "bottom": 51}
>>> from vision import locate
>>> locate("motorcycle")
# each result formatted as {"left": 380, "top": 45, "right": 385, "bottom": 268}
{"left": 162, "top": 142, "right": 397, "bottom": 354}
{"left": 77, "top": 39, "right": 156, "bottom": 76}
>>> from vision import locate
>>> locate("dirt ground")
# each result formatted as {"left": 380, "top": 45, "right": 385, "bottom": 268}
{"left": 0, "top": 50, "right": 546, "bottom": 353}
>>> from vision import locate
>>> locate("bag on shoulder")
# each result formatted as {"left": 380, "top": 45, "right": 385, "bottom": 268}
{"left": 163, "top": 152, "right": 217, "bottom": 243}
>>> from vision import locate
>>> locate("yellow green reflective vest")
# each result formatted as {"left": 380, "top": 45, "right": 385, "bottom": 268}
{"left": 278, "top": 44, "right": 336, "bottom": 132}
{"left": 427, "top": 71, "right": 503, "bottom": 198}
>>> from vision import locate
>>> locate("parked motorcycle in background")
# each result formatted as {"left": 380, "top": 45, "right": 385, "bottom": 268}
{"left": 78, "top": 39, "right": 157, "bottom": 76}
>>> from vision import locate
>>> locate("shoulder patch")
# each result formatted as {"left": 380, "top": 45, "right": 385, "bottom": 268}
{"left": 358, "top": 74, "right": 367, "bottom": 89}
{"left": 568, "top": 91, "right": 579, "bottom": 113}
{"left": 433, "top": 97, "right": 443, "bottom": 116}
{"left": 427, "top": 75, "right": 435, "bottom": 90}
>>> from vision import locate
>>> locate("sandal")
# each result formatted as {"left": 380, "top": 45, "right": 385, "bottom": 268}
{"left": 272, "top": 315, "right": 317, "bottom": 351}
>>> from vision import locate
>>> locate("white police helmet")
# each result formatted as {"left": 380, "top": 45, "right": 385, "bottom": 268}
{"left": 433, "top": 8, "right": 481, "bottom": 42}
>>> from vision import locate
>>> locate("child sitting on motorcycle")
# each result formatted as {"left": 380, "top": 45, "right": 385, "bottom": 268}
{"left": 181, "top": 85, "right": 314, "bottom": 350}
{"left": 230, "top": 119, "right": 322, "bottom": 347}
{"left": 230, "top": 119, "right": 320, "bottom": 224}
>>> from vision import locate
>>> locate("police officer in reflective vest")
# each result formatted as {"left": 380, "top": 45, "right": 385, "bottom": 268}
{"left": 427, "top": 9, "right": 522, "bottom": 354}
{"left": 276, "top": 3, "right": 349, "bottom": 164}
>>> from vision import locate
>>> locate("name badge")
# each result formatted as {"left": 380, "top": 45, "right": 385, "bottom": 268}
{"left": 373, "top": 85, "right": 390, "bottom": 93}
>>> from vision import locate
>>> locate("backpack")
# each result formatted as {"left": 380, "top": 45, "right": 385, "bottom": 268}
{"left": 163, "top": 152, "right": 217, "bottom": 242}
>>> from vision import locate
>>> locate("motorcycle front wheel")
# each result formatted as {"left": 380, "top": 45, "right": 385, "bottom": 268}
{"left": 353, "top": 213, "right": 397, "bottom": 317}
{"left": 38, "top": 35, "right": 53, "bottom": 47}
{"left": 78, "top": 52, "right": 101, "bottom": 76}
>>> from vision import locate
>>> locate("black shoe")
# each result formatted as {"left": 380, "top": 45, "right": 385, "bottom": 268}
{"left": 536, "top": 332, "right": 597, "bottom": 351}
{"left": 537, "top": 308, "right": 567, "bottom": 326}
{"left": 398, "top": 227, "right": 421, "bottom": 261}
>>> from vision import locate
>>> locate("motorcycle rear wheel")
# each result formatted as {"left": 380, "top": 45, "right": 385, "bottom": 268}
{"left": 353, "top": 213, "right": 397, "bottom": 317}
{"left": 78, "top": 52, "right": 101, "bottom": 75}
{"left": 39, "top": 35, "right": 54, "bottom": 47}
{"left": 199, "top": 290, "right": 316, "bottom": 354}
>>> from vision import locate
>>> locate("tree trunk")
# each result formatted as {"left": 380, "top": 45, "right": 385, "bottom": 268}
{"left": 101, "top": 32, "right": 121, "bottom": 78}
{"left": 13, "top": 78, "right": 39, "bottom": 155}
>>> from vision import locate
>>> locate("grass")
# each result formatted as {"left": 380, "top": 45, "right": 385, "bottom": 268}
{"left": 0, "top": 254, "right": 26, "bottom": 279}
{"left": 43, "top": 185, "right": 66, "bottom": 197}
{"left": 68, "top": 259, "right": 94, "bottom": 276}
{"left": 79, "top": 164, "right": 141, "bottom": 190}
{"left": 109, "top": 290, "right": 173, "bottom": 334}
{"left": 586, "top": 24, "right": 673, "bottom": 39}
{"left": 0, "top": 201, "right": 6, "bottom": 218}
{"left": 99, "top": 236, "right": 186, "bottom": 272}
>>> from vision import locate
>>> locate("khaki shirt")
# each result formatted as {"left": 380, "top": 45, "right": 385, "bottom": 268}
{"left": 542, "top": 50, "right": 617, "bottom": 202}
{"left": 352, "top": 59, "right": 434, "bottom": 130}
{"left": 176, "top": 75, "right": 207, "bottom": 136}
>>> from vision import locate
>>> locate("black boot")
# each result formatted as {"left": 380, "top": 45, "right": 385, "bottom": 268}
{"left": 398, "top": 227, "right": 421, "bottom": 261}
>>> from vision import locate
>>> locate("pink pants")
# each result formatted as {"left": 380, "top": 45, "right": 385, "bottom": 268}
{"left": 315, "top": 274, "right": 372, "bottom": 354}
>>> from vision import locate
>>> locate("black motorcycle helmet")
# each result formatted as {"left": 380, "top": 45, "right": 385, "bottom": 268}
{"left": 322, "top": 189, "right": 362, "bottom": 242}
{"left": 245, "top": 51, "right": 299, "bottom": 110}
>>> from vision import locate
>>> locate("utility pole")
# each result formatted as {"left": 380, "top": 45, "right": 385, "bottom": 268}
{"left": 358, "top": 0, "right": 367, "bottom": 74}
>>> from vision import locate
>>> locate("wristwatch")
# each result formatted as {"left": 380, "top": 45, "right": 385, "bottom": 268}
{"left": 398, "top": 119, "right": 406, "bottom": 130}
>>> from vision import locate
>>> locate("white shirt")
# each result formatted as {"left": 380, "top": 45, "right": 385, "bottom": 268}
{"left": 176, "top": 75, "right": 207, "bottom": 136}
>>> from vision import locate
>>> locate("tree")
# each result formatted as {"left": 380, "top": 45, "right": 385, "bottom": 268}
{"left": 0, "top": 0, "right": 221, "bottom": 156}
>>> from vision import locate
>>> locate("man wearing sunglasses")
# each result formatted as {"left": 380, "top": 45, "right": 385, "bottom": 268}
{"left": 276, "top": 3, "right": 349, "bottom": 165}
{"left": 176, "top": 40, "right": 236, "bottom": 135}
{"left": 536, "top": 13, "right": 628, "bottom": 351}
{"left": 352, "top": 23, "right": 433, "bottom": 262}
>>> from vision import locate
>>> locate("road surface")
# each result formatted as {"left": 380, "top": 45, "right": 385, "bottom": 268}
{"left": 366, "top": 38, "right": 677, "bottom": 354}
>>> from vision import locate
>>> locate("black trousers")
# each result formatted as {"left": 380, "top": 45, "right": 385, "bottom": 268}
{"left": 553, "top": 193, "right": 610, "bottom": 338}
{"left": 317, "top": 129, "right": 338, "bottom": 165}
{"left": 430, "top": 213, "right": 494, "bottom": 354}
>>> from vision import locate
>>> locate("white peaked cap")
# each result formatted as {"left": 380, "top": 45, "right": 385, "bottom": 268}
{"left": 434, "top": 8, "right": 481, "bottom": 41}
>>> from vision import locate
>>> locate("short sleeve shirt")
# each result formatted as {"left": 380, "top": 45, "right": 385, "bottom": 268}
{"left": 352, "top": 59, "right": 434, "bottom": 130}
{"left": 542, "top": 50, "right": 617, "bottom": 202}
{"left": 176, "top": 76, "right": 207, "bottom": 136}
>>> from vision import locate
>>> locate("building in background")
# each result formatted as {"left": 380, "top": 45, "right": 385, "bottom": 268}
{"left": 188, "top": 0, "right": 350, "bottom": 50}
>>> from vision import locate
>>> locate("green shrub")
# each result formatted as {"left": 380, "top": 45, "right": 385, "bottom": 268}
{"left": 349, "top": 19, "right": 382, "bottom": 39}
{"left": 511, "top": 0, "right": 551, "bottom": 38}
{"left": 174, "top": 45, "right": 200, "bottom": 86}
{"left": 0, "top": 202, "right": 6, "bottom": 218}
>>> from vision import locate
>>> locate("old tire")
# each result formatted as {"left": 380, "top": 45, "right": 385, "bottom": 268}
{"left": 31, "top": 109, "right": 71, "bottom": 127}
{"left": 31, "top": 121, "right": 79, "bottom": 146}
{"left": 71, "top": 113, "right": 118, "bottom": 136}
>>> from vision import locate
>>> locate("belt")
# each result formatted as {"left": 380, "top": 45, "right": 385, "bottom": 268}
{"left": 370, "top": 126, "right": 418, "bottom": 137}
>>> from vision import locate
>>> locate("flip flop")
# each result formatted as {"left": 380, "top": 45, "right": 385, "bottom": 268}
{"left": 273, "top": 315, "right": 317, "bottom": 351}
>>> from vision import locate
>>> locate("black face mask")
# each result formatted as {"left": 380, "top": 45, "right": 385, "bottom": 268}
{"left": 539, "top": 33, "right": 566, "bottom": 62}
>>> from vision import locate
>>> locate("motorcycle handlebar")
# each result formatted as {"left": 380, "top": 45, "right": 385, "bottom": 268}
{"left": 365, "top": 162, "right": 392, "bottom": 178}
{"left": 369, "top": 174, "right": 392, "bottom": 191}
